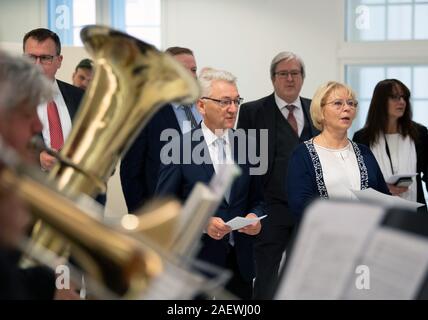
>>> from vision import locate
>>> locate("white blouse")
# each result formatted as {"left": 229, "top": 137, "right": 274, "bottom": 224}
{"left": 314, "top": 142, "right": 360, "bottom": 200}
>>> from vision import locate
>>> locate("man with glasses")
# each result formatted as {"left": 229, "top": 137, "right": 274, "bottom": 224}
{"left": 23, "top": 28, "right": 83, "bottom": 171}
{"left": 237, "top": 51, "right": 319, "bottom": 299}
{"left": 155, "top": 68, "right": 265, "bottom": 299}
{"left": 120, "top": 47, "right": 202, "bottom": 213}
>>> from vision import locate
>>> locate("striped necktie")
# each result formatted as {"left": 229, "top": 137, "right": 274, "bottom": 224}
{"left": 182, "top": 105, "right": 198, "bottom": 129}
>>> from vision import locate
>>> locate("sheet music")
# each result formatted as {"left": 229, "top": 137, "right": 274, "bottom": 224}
{"left": 352, "top": 188, "right": 424, "bottom": 210}
{"left": 275, "top": 200, "right": 385, "bottom": 300}
{"left": 344, "top": 227, "right": 428, "bottom": 300}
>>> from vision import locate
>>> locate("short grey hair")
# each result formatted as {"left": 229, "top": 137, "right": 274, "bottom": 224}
{"left": 0, "top": 50, "right": 52, "bottom": 112}
{"left": 198, "top": 67, "right": 237, "bottom": 97}
{"left": 270, "top": 51, "right": 306, "bottom": 80}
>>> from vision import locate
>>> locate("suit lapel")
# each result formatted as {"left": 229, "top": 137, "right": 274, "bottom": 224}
{"left": 301, "top": 97, "right": 318, "bottom": 136}
{"left": 190, "top": 129, "right": 215, "bottom": 180}
{"left": 263, "top": 94, "right": 278, "bottom": 173}
{"left": 57, "top": 80, "right": 77, "bottom": 121}
{"left": 162, "top": 105, "right": 181, "bottom": 132}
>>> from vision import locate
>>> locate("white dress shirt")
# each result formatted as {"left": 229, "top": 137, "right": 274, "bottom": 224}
{"left": 200, "top": 122, "right": 234, "bottom": 172}
{"left": 37, "top": 80, "right": 72, "bottom": 149}
{"left": 275, "top": 93, "right": 304, "bottom": 136}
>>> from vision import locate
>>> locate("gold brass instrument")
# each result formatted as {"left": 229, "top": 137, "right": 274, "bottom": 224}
{"left": 0, "top": 139, "right": 162, "bottom": 298}
{"left": 28, "top": 25, "right": 200, "bottom": 259}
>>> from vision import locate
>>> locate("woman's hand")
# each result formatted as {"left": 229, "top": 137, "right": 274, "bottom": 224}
{"left": 387, "top": 183, "right": 409, "bottom": 196}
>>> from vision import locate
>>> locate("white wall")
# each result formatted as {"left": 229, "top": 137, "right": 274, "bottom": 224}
{"left": 0, "top": 0, "right": 343, "bottom": 217}
{"left": 163, "top": 0, "right": 343, "bottom": 101}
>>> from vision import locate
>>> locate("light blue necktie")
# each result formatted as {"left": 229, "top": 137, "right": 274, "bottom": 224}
{"left": 216, "top": 137, "right": 230, "bottom": 203}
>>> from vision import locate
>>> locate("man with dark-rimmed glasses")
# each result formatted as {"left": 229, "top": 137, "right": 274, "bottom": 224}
{"left": 23, "top": 28, "right": 84, "bottom": 172}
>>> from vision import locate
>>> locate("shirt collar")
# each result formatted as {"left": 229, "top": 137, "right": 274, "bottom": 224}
{"left": 172, "top": 102, "right": 195, "bottom": 110}
{"left": 201, "top": 122, "right": 230, "bottom": 146}
{"left": 274, "top": 93, "right": 302, "bottom": 110}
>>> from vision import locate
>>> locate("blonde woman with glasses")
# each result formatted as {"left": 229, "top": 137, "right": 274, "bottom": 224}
{"left": 286, "top": 81, "right": 389, "bottom": 219}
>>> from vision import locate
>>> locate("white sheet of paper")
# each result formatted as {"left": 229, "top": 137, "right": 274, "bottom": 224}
{"left": 385, "top": 173, "right": 417, "bottom": 185}
{"left": 275, "top": 200, "right": 385, "bottom": 300}
{"left": 225, "top": 215, "right": 267, "bottom": 230}
{"left": 344, "top": 227, "right": 428, "bottom": 300}
{"left": 352, "top": 188, "right": 424, "bottom": 210}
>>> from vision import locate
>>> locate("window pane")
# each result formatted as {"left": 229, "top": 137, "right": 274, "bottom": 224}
{"left": 126, "top": 0, "right": 161, "bottom": 26}
{"left": 73, "top": 0, "right": 95, "bottom": 26}
{"left": 347, "top": 64, "right": 428, "bottom": 137}
{"left": 73, "top": 27, "right": 83, "bottom": 46}
{"left": 415, "top": 5, "right": 428, "bottom": 39}
{"left": 352, "top": 99, "right": 371, "bottom": 133}
{"left": 346, "top": 0, "right": 428, "bottom": 41}
{"left": 361, "top": 0, "right": 385, "bottom": 4}
{"left": 386, "top": 67, "right": 411, "bottom": 87}
{"left": 388, "top": 0, "right": 411, "bottom": 3}
{"left": 412, "top": 101, "right": 428, "bottom": 127}
{"left": 126, "top": 26, "right": 161, "bottom": 48}
{"left": 413, "top": 67, "right": 428, "bottom": 99}
{"left": 357, "top": 67, "right": 385, "bottom": 98}
{"left": 387, "top": 5, "right": 412, "bottom": 40}
{"left": 359, "top": 6, "right": 386, "bottom": 41}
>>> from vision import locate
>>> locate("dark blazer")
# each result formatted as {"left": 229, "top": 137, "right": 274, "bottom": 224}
{"left": 353, "top": 122, "right": 428, "bottom": 205}
{"left": 120, "top": 104, "right": 181, "bottom": 212}
{"left": 57, "top": 79, "right": 83, "bottom": 121}
{"left": 155, "top": 127, "right": 266, "bottom": 282}
{"left": 0, "top": 249, "right": 55, "bottom": 300}
{"left": 287, "top": 140, "right": 390, "bottom": 219}
{"left": 237, "top": 93, "right": 319, "bottom": 224}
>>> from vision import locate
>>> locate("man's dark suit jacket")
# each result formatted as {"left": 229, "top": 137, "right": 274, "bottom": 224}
{"left": 57, "top": 79, "right": 83, "bottom": 121}
{"left": 237, "top": 93, "right": 318, "bottom": 299}
{"left": 120, "top": 104, "right": 181, "bottom": 212}
{"left": 0, "top": 249, "right": 55, "bottom": 299}
{"left": 237, "top": 93, "right": 318, "bottom": 224}
{"left": 154, "top": 127, "right": 266, "bottom": 282}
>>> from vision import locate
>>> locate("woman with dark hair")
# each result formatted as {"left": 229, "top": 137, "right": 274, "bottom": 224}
{"left": 353, "top": 79, "right": 428, "bottom": 205}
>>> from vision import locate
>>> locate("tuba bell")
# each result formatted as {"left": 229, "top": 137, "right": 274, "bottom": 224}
{"left": 26, "top": 25, "right": 200, "bottom": 262}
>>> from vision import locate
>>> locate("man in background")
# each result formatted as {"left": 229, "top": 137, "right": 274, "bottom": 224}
{"left": 72, "top": 58, "right": 94, "bottom": 90}
{"left": 120, "top": 46, "right": 202, "bottom": 212}
{"left": 237, "top": 51, "right": 319, "bottom": 299}
{"left": 23, "top": 28, "right": 84, "bottom": 171}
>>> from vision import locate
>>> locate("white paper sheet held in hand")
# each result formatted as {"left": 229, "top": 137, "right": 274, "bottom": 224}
{"left": 351, "top": 188, "right": 424, "bottom": 211}
{"left": 225, "top": 215, "right": 267, "bottom": 230}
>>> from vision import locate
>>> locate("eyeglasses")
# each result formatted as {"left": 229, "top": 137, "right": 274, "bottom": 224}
{"left": 324, "top": 99, "right": 358, "bottom": 110}
{"left": 201, "top": 97, "right": 244, "bottom": 108}
{"left": 274, "top": 70, "right": 301, "bottom": 79}
{"left": 24, "top": 54, "right": 56, "bottom": 65}
{"left": 389, "top": 94, "right": 406, "bottom": 101}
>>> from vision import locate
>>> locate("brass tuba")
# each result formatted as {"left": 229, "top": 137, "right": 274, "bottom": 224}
{"left": 27, "top": 25, "right": 200, "bottom": 262}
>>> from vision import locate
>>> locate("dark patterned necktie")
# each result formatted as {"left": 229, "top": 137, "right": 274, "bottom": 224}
{"left": 285, "top": 104, "right": 298, "bottom": 135}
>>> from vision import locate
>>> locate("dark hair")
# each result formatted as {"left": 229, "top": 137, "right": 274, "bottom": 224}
{"left": 165, "top": 46, "right": 194, "bottom": 56}
{"left": 362, "top": 79, "right": 418, "bottom": 146}
{"left": 23, "top": 28, "right": 61, "bottom": 55}
{"left": 75, "top": 58, "right": 93, "bottom": 71}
